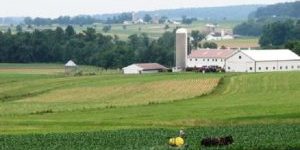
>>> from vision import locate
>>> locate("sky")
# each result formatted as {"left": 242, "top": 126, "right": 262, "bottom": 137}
{"left": 0, "top": 0, "right": 296, "bottom": 18}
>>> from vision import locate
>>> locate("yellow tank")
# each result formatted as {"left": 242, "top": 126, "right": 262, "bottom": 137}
{"left": 168, "top": 137, "right": 184, "bottom": 147}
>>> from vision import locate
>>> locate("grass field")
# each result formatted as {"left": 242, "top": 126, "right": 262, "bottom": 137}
{"left": 0, "top": 63, "right": 299, "bottom": 149}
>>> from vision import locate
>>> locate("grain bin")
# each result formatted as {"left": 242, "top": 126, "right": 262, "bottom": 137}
{"left": 175, "top": 28, "right": 188, "bottom": 70}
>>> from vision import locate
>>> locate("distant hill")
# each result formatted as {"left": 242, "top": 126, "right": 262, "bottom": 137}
{"left": 94, "top": 5, "right": 263, "bottom": 21}
{"left": 252, "top": 1, "right": 300, "bottom": 19}
{"left": 0, "top": 17, "right": 24, "bottom": 25}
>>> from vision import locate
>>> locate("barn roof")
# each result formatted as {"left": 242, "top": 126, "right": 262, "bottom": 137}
{"left": 241, "top": 49, "right": 300, "bottom": 61}
{"left": 65, "top": 60, "right": 77, "bottom": 67}
{"left": 135, "top": 63, "right": 168, "bottom": 70}
{"left": 188, "top": 49, "right": 236, "bottom": 59}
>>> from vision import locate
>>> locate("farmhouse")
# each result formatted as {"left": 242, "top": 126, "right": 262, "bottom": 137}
{"left": 206, "top": 30, "right": 234, "bottom": 41}
{"left": 122, "top": 63, "right": 168, "bottom": 74}
{"left": 187, "top": 49, "right": 236, "bottom": 68}
{"left": 226, "top": 49, "right": 300, "bottom": 72}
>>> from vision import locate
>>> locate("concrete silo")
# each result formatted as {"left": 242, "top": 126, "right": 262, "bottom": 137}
{"left": 175, "top": 28, "right": 188, "bottom": 71}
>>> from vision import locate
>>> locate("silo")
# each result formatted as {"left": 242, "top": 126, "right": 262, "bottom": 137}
{"left": 175, "top": 28, "right": 188, "bottom": 70}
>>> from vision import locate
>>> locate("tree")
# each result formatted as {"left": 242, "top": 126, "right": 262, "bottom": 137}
{"left": 143, "top": 14, "right": 152, "bottom": 23}
{"left": 16, "top": 25, "right": 22, "bottom": 33}
{"left": 233, "top": 20, "right": 263, "bottom": 36}
{"left": 182, "top": 16, "right": 197, "bottom": 25}
{"left": 83, "top": 28, "right": 97, "bottom": 41}
{"left": 65, "top": 25, "right": 75, "bottom": 37}
{"left": 102, "top": 25, "right": 112, "bottom": 33}
{"left": 164, "top": 25, "right": 170, "bottom": 30}
{"left": 285, "top": 40, "right": 300, "bottom": 55}
{"left": 259, "top": 20, "right": 294, "bottom": 47}
{"left": 203, "top": 42, "right": 218, "bottom": 49}
{"left": 159, "top": 16, "right": 168, "bottom": 24}
{"left": 191, "top": 30, "right": 206, "bottom": 49}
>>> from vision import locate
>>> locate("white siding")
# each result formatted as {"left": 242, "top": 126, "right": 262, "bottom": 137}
{"left": 186, "top": 57, "right": 226, "bottom": 68}
{"left": 226, "top": 51, "right": 255, "bottom": 72}
{"left": 226, "top": 51, "right": 300, "bottom": 72}
{"left": 122, "top": 65, "right": 142, "bottom": 74}
{"left": 256, "top": 60, "right": 300, "bottom": 72}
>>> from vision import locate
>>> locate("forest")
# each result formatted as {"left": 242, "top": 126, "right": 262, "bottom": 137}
{"left": 234, "top": 1, "right": 300, "bottom": 36}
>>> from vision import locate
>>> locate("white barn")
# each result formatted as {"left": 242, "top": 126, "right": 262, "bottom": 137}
{"left": 122, "top": 63, "right": 168, "bottom": 74}
{"left": 186, "top": 49, "right": 236, "bottom": 68}
{"left": 226, "top": 49, "right": 300, "bottom": 72}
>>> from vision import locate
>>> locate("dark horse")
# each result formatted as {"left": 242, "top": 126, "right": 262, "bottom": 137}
{"left": 201, "top": 136, "right": 234, "bottom": 147}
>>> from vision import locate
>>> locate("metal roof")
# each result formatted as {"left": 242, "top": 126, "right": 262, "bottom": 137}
{"left": 241, "top": 49, "right": 300, "bottom": 61}
{"left": 188, "top": 49, "right": 236, "bottom": 59}
{"left": 135, "top": 63, "right": 168, "bottom": 70}
{"left": 65, "top": 60, "right": 77, "bottom": 67}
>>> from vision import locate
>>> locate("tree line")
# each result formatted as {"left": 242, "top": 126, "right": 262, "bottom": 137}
{"left": 259, "top": 20, "right": 300, "bottom": 55}
{"left": 24, "top": 16, "right": 102, "bottom": 26}
{"left": 252, "top": 1, "right": 300, "bottom": 19}
{"left": 0, "top": 26, "right": 177, "bottom": 68}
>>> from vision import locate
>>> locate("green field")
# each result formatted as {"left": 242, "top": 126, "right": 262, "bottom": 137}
{"left": 0, "top": 64, "right": 299, "bottom": 149}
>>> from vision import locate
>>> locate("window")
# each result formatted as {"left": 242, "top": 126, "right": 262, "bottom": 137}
{"left": 207, "top": 59, "right": 209, "bottom": 61}
{"left": 216, "top": 59, "right": 218, "bottom": 62}
{"left": 239, "top": 56, "right": 242, "bottom": 59}
{"left": 266, "top": 67, "right": 268, "bottom": 70}
{"left": 273, "top": 67, "right": 276, "bottom": 70}
{"left": 258, "top": 67, "right": 261, "bottom": 70}
{"left": 280, "top": 66, "right": 282, "bottom": 70}
{"left": 286, "top": 66, "right": 288, "bottom": 69}
{"left": 195, "top": 59, "right": 198, "bottom": 61}
{"left": 228, "top": 67, "right": 231, "bottom": 70}
{"left": 249, "top": 67, "right": 253, "bottom": 70}
{"left": 291, "top": 66, "right": 294, "bottom": 69}
{"left": 221, "top": 59, "right": 223, "bottom": 62}
{"left": 190, "top": 59, "right": 192, "bottom": 61}
{"left": 298, "top": 65, "right": 300, "bottom": 69}
{"left": 203, "top": 59, "right": 205, "bottom": 61}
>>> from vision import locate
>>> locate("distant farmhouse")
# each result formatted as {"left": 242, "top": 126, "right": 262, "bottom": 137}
{"left": 175, "top": 28, "right": 300, "bottom": 73}
{"left": 205, "top": 24, "right": 234, "bottom": 41}
{"left": 206, "top": 30, "right": 234, "bottom": 41}
{"left": 122, "top": 63, "right": 168, "bottom": 74}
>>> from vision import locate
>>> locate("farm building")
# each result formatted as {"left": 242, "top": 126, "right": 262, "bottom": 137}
{"left": 122, "top": 63, "right": 168, "bottom": 74}
{"left": 187, "top": 49, "right": 236, "bottom": 68}
{"left": 175, "top": 28, "right": 300, "bottom": 72}
{"left": 226, "top": 49, "right": 300, "bottom": 72}
{"left": 65, "top": 60, "right": 77, "bottom": 74}
{"left": 206, "top": 30, "right": 234, "bottom": 41}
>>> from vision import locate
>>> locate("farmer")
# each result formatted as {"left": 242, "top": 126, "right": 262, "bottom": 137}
{"left": 179, "top": 129, "right": 186, "bottom": 139}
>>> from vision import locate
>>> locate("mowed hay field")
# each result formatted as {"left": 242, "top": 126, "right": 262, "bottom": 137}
{"left": 0, "top": 64, "right": 299, "bottom": 149}
{"left": 0, "top": 73, "right": 220, "bottom": 115}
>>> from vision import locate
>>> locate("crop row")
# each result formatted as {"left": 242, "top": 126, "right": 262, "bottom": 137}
{"left": 0, "top": 124, "right": 299, "bottom": 150}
